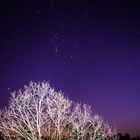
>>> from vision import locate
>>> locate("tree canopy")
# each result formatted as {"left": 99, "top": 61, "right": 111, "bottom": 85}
{"left": 0, "top": 81, "right": 117, "bottom": 140}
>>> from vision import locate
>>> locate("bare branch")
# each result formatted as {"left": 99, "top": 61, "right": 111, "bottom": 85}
{"left": 0, "top": 81, "right": 117, "bottom": 140}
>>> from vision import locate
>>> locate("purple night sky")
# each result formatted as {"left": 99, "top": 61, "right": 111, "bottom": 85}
{"left": 0, "top": 0, "right": 140, "bottom": 137}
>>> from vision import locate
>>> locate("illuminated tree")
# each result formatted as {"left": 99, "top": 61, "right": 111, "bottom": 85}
{"left": 0, "top": 81, "right": 117, "bottom": 140}
{"left": 46, "top": 91, "right": 72, "bottom": 140}
{"left": 69, "top": 103, "right": 117, "bottom": 140}
{"left": 0, "top": 82, "right": 59, "bottom": 140}
{"left": 88, "top": 115, "right": 117, "bottom": 140}
{"left": 70, "top": 103, "right": 93, "bottom": 140}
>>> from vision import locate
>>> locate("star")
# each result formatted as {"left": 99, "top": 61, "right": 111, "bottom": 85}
{"left": 8, "top": 88, "right": 10, "bottom": 90}
{"left": 36, "top": 10, "right": 40, "bottom": 14}
{"left": 70, "top": 55, "right": 74, "bottom": 59}
{"left": 55, "top": 46, "right": 58, "bottom": 53}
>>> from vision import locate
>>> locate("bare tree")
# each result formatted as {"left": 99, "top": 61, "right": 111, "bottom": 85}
{"left": 46, "top": 91, "right": 72, "bottom": 140}
{"left": 70, "top": 103, "right": 93, "bottom": 140}
{"left": 0, "top": 82, "right": 56, "bottom": 140}
{"left": 66, "top": 103, "right": 117, "bottom": 140}
{"left": 88, "top": 115, "right": 117, "bottom": 140}
{"left": 0, "top": 81, "right": 117, "bottom": 140}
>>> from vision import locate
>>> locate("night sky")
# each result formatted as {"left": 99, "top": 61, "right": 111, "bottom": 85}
{"left": 0, "top": 0, "right": 140, "bottom": 137}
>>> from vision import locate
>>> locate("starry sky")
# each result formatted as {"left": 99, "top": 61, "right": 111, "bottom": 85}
{"left": 0, "top": 0, "right": 140, "bottom": 137}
